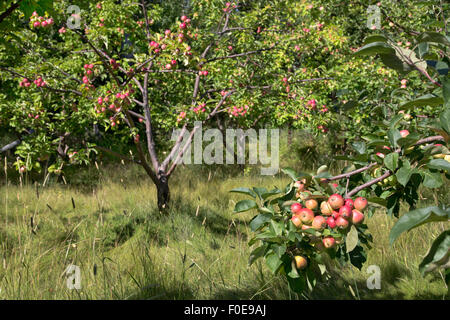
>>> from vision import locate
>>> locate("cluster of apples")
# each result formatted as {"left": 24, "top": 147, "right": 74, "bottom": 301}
{"left": 290, "top": 181, "right": 368, "bottom": 270}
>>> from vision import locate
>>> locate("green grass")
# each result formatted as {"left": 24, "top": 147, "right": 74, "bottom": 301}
{"left": 0, "top": 161, "right": 448, "bottom": 300}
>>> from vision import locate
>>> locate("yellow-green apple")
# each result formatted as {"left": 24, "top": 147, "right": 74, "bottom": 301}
{"left": 320, "top": 201, "right": 333, "bottom": 215}
{"left": 294, "top": 255, "right": 308, "bottom": 270}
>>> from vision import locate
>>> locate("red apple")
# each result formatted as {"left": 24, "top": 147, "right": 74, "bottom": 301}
{"left": 339, "top": 205, "right": 352, "bottom": 220}
{"left": 328, "top": 193, "right": 344, "bottom": 210}
{"left": 291, "top": 215, "right": 303, "bottom": 228}
{"left": 290, "top": 203, "right": 302, "bottom": 215}
{"left": 312, "top": 215, "right": 327, "bottom": 230}
{"left": 298, "top": 208, "right": 314, "bottom": 225}
{"left": 351, "top": 209, "right": 365, "bottom": 225}
{"left": 344, "top": 198, "right": 354, "bottom": 208}
{"left": 322, "top": 236, "right": 336, "bottom": 248}
{"left": 354, "top": 197, "right": 368, "bottom": 211}
{"left": 335, "top": 216, "right": 349, "bottom": 229}
{"left": 326, "top": 216, "right": 337, "bottom": 229}
{"left": 400, "top": 130, "right": 409, "bottom": 138}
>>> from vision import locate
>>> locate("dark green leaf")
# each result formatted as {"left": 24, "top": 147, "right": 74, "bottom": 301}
{"left": 233, "top": 199, "right": 258, "bottom": 213}
{"left": 389, "top": 206, "right": 450, "bottom": 245}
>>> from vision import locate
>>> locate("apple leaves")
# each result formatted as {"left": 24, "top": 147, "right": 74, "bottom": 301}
{"left": 389, "top": 205, "right": 450, "bottom": 245}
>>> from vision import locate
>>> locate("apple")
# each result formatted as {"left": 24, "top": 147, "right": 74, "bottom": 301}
{"left": 290, "top": 202, "right": 302, "bottom": 215}
{"left": 320, "top": 201, "right": 333, "bottom": 215}
{"left": 354, "top": 197, "right": 368, "bottom": 211}
{"left": 298, "top": 208, "right": 314, "bottom": 224}
{"left": 322, "top": 236, "right": 336, "bottom": 248}
{"left": 326, "top": 216, "right": 336, "bottom": 229}
{"left": 339, "top": 205, "right": 352, "bottom": 220}
{"left": 301, "top": 224, "right": 313, "bottom": 230}
{"left": 328, "top": 193, "right": 344, "bottom": 209}
{"left": 312, "top": 215, "right": 327, "bottom": 230}
{"left": 291, "top": 215, "right": 303, "bottom": 228}
{"left": 351, "top": 209, "right": 365, "bottom": 225}
{"left": 400, "top": 130, "right": 409, "bottom": 138}
{"left": 294, "top": 255, "right": 308, "bottom": 270}
{"left": 344, "top": 198, "right": 354, "bottom": 208}
{"left": 305, "top": 199, "right": 318, "bottom": 210}
{"left": 335, "top": 216, "right": 349, "bottom": 229}
{"left": 298, "top": 190, "right": 312, "bottom": 201}
{"left": 332, "top": 210, "right": 340, "bottom": 219}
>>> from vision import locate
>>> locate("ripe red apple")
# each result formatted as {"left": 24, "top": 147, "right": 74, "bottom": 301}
{"left": 320, "top": 201, "right": 333, "bottom": 215}
{"left": 351, "top": 209, "right": 365, "bottom": 225}
{"left": 335, "top": 216, "right": 349, "bottom": 229}
{"left": 294, "top": 255, "right": 308, "bottom": 270}
{"left": 326, "top": 216, "right": 336, "bottom": 229}
{"left": 298, "top": 208, "right": 314, "bottom": 224}
{"left": 332, "top": 210, "right": 340, "bottom": 219}
{"left": 301, "top": 224, "right": 312, "bottom": 231}
{"left": 339, "top": 205, "right": 352, "bottom": 220}
{"left": 354, "top": 197, "right": 368, "bottom": 211}
{"left": 305, "top": 199, "right": 318, "bottom": 210}
{"left": 344, "top": 198, "right": 354, "bottom": 208}
{"left": 290, "top": 202, "right": 302, "bottom": 215}
{"left": 291, "top": 215, "right": 303, "bottom": 228}
{"left": 328, "top": 193, "right": 344, "bottom": 210}
{"left": 312, "top": 215, "right": 327, "bottom": 230}
{"left": 322, "top": 236, "right": 336, "bottom": 249}
{"left": 400, "top": 130, "right": 409, "bottom": 138}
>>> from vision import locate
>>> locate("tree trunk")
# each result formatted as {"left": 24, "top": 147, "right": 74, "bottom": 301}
{"left": 156, "top": 172, "right": 170, "bottom": 211}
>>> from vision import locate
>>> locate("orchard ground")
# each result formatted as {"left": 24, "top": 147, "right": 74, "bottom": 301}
{"left": 0, "top": 132, "right": 448, "bottom": 299}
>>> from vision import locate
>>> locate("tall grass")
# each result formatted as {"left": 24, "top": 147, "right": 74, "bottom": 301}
{"left": 0, "top": 134, "right": 448, "bottom": 299}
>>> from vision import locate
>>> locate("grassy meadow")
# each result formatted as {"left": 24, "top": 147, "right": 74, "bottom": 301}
{"left": 0, "top": 132, "right": 449, "bottom": 300}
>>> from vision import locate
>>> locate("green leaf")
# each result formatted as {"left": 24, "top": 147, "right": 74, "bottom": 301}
{"left": 363, "top": 35, "right": 388, "bottom": 45}
{"left": 388, "top": 128, "right": 402, "bottom": 148}
{"left": 354, "top": 42, "right": 395, "bottom": 56}
{"left": 440, "top": 107, "right": 450, "bottom": 134}
{"left": 229, "top": 187, "right": 256, "bottom": 198}
{"left": 400, "top": 94, "right": 444, "bottom": 110}
{"left": 252, "top": 187, "right": 268, "bottom": 200}
{"left": 249, "top": 245, "right": 266, "bottom": 266}
{"left": 427, "top": 159, "right": 450, "bottom": 171}
{"left": 234, "top": 199, "right": 258, "bottom": 213}
{"left": 281, "top": 168, "right": 298, "bottom": 181}
{"left": 422, "top": 169, "right": 443, "bottom": 188}
{"left": 419, "top": 230, "right": 450, "bottom": 275}
{"left": 271, "top": 243, "right": 287, "bottom": 258}
{"left": 269, "top": 220, "right": 283, "bottom": 237}
{"left": 417, "top": 32, "right": 450, "bottom": 46}
{"left": 389, "top": 206, "right": 450, "bottom": 245}
{"left": 396, "top": 160, "right": 412, "bottom": 187}
{"left": 346, "top": 225, "right": 359, "bottom": 253}
{"left": 384, "top": 153, "right": 399, "bottom": 172}
{"left": 352, "top": 141, "right": 366, "bottom": 155}
{"left": 249, "top": 213, "right": 272, "bottom": 231}
{"left": 266, "top": 252, "right": 283, "bottom": 274}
